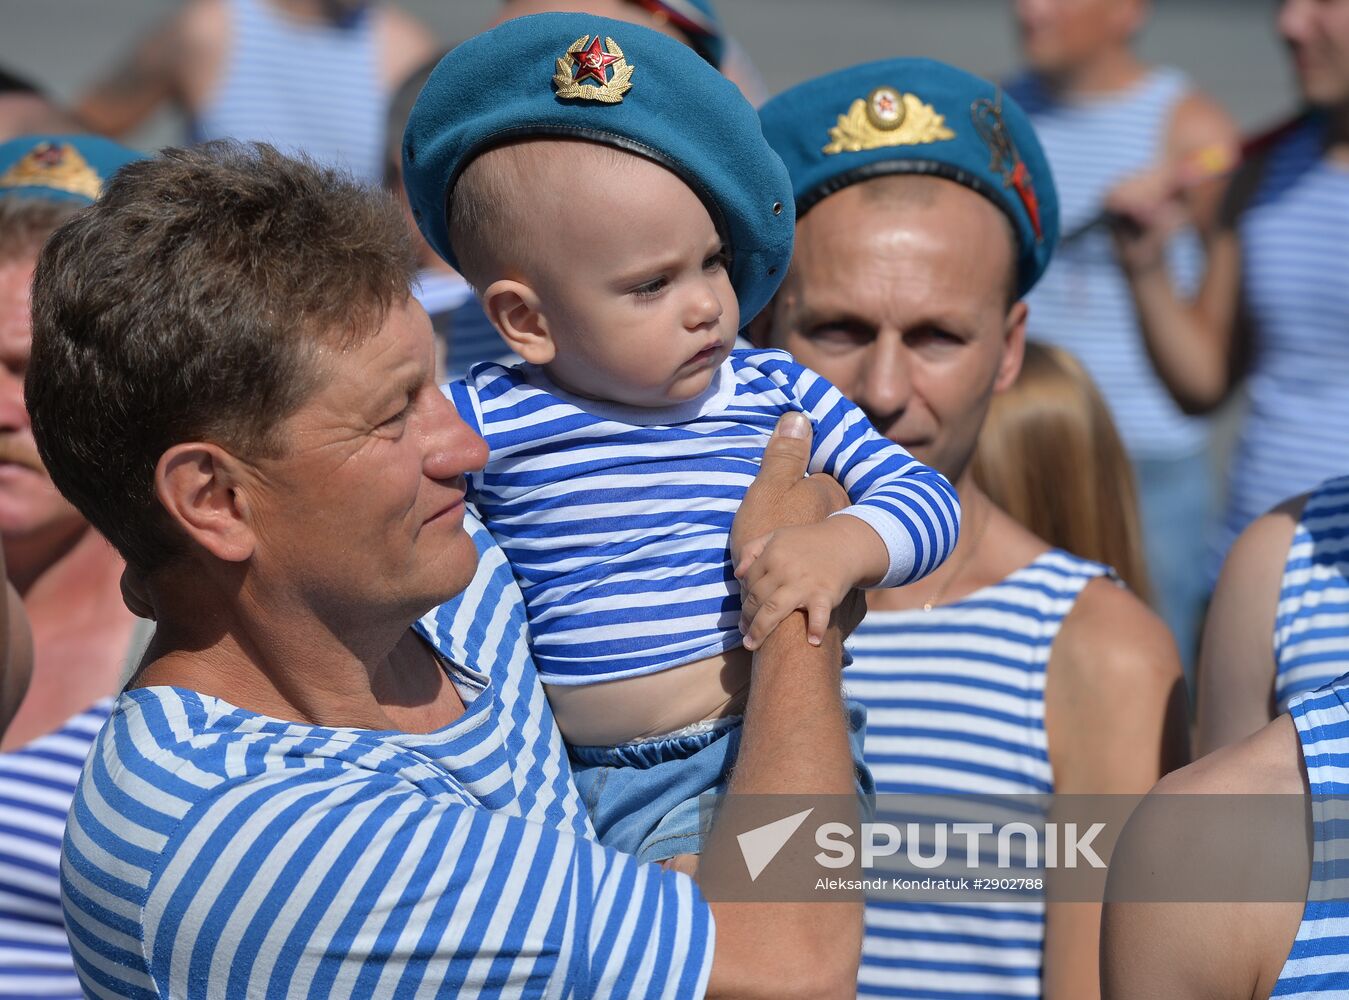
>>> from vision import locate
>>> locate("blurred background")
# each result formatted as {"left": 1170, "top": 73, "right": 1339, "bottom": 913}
{"left": 1, "top": 0, "right": 1296, "bottom": 152}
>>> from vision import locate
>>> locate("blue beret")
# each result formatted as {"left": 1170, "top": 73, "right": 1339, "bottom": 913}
{"left": 402, "top": 12, "right": 794, "bottom": 325}
{"left": 627, "top": 0, "right": 724, "bottom": 67}
{"left": 0, "top": 134, "right": 145, "bottom": 206}
{"left": 759, "top": 59, "right": 1059, "bottom": 296}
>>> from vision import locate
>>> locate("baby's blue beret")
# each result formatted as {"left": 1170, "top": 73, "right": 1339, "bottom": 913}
{"left": 402, "top": 12, "right": 794, "bottom": 324}
{"left": 0, "top": 134, "right": 145, "bottom": 206}
{"left": 759, "top": 59, "right": 1059, "bottom": 296}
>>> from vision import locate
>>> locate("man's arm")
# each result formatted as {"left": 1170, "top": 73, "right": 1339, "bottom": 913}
{"left": 705, "top": 411, "right": 864, "bottom": 999}
{"left": 1196, "top": 496, "right": 1303, "bottom": 754}
{"left": 1108, "top": 92, "right": 1246, "bottom": 413}
{"left": 1042, "top": 580, "right": 1189, "bottom": 1000}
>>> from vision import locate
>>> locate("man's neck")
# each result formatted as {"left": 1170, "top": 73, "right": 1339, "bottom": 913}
{"left": 866, "top": 474, "right": 1047, "bottom": 613}
{"left": 138, "top": 569, "right": 457, "bottom": 733}
{"left": 1, "top": 522, "right": 136, "bottom": 749}
{"left": 1325, "top": 104, "right": 1349, "bottom": 165}
{"left": 1038, "top": 48, "right": 1147, "bottom": 100}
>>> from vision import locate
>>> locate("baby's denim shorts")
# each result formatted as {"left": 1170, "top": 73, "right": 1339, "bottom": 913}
{"left": 569, "top": 699, "right": 874, "bottom": 863}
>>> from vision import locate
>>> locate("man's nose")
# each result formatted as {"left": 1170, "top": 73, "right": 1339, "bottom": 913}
{"left": 856, "top": 334, "right": 911, "bottom": 426}
{"left": 0, "top": 365, "right": 29, "bottom": 433}
{"left": 425, "top": 391, "right": 488, "bottom": 481}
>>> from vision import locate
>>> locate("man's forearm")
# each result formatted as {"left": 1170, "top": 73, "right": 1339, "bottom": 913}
{"left": 730, "top": 611, "right": 853, "bottom": 797}
{"left": 1126, "top": 265, "right": 1232, "bottom": 413}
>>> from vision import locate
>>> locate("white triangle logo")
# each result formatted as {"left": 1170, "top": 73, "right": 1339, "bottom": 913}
{"left": 737, "top": 808, "right": 815, "bottom": 882}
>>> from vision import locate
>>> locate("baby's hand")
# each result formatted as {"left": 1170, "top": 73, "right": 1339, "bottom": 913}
{"left": 735, "top": 515, "right": 887, "bottom": 650}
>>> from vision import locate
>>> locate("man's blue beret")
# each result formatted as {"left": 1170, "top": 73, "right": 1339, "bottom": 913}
{"left": 402, "top": 12, "right": 794, "bottom": 325}
{"left": 0, "top": 134, "right": 145, "bottom": 206}
{"left": 759, "top": 59, "right": 1059, "bottom": 296}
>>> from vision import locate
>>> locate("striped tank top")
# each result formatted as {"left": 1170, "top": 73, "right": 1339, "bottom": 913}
{"left": 1007, "top": 69, "right": 1206, "bottom": 460}
{"left": 192, "top": 0, "right": 387, "bottom": 184}
{"left": 1275, "top": 475, "right": 1349, "bottom": 712}
{"left": 0, "top": 700, "right": 113, "bottom": 1000}
{"left": 1221, "top": 115, "right": 1349, "bottom": 565}
{"left": 846, "top": 550, "right": 1110, "bottom": 998}
{"left": 1272, "top": 678, "right": 1349, "bottom": 995}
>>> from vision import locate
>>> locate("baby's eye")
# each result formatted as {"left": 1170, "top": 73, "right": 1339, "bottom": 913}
{"left": 631, "top": 276, "right": 668, "bottom": 299}
{"left": 703, "top": 248, "right": 731, "bottom": 272}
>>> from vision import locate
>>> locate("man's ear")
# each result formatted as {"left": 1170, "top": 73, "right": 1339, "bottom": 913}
{"left": 482, "top": 279, "right": 554, "bottom": 365}
{"left": 994, "top": 300, "right": 1029, "bottom": 394}
{"left": 154, "top": 443, "right": 257, "bottom": 564}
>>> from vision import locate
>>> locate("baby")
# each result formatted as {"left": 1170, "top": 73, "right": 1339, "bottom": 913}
{"left": 403, "top": 13, "right": 961, "bottom": 863}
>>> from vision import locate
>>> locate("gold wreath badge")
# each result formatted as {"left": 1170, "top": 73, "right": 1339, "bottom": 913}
{"left": 823, "top": 91, "right": 956, "bottom": 155}
{"left": 553, "top": 35, "right": 635, "bottom": 104}
{"left": 0, "top": 142, "right": 103, "bottom": 200}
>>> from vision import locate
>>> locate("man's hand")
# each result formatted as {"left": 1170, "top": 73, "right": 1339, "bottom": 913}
{"left": 732, "top": 412, "right": 848, "bottom": 548}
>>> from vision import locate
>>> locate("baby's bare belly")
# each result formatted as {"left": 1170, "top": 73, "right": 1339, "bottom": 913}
{"left": 546, "top": 646, "right": 752, "bottom": 746}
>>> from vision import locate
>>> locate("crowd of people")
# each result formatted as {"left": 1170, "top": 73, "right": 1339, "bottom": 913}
{"left": 1, "top": 0, "right": 1347, "bottom": 997}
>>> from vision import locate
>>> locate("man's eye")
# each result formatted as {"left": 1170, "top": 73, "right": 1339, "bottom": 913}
{"left": 381, "top": 398, "right": 414, "bottom": 427}
{"left": 808, "top": 324, "right": 870, "bottom": 346}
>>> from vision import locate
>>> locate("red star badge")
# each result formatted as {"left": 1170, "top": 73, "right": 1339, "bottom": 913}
{"left": 572, "top": 36, "right": 620, "bottom": 86}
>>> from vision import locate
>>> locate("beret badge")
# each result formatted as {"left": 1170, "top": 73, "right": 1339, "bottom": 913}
{"left": 0, "top": 141, "right": 103, "bottom": 201}
{"left": 972, "top": 91, "right": 1043, "bottom": 241}
{"left": 553, "top": 34, "right": 635, "bottom": 104}
{"left": 823, "top": 88, "right": 956, "bottom": 155}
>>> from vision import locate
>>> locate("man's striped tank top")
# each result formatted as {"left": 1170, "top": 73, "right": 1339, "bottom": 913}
{"left": 0, "top": 701, "right": 112, "bottom": 1000}
{"left": 1007, "top": 69, "right": 1206, "bottom": 462}
{"left": 1221, "top": 115, "right": 1349, "bottom": 568}
{"left": 1272, "top": 679, "right": 1349, "bottom": 995}
{"left": 192, "top": 0, "right": 387, "bottom": 184}
{"left": 1275, "top": 475, "right": 1349, "bottom": 712}
{"left": 847, "top": 549, "right": 1110, "bottom": 998}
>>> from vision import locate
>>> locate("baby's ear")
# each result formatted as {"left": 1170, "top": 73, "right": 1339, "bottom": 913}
{"left": 482, "top": 279, "right": 554, "bottom": 364}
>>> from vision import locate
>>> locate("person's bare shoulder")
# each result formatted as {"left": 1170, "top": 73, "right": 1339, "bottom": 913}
{"left": 1102, "top": 716, "right": 1307, "bottom": 999}
{"left": 1197, "top": 494, "right": 1305, "bottom": 752}
{"left": 1049, "top": 578, "right": 1188, "bottom": 792}
{"left": 1167, "top": 90, "right": 1240, "bottom": 160}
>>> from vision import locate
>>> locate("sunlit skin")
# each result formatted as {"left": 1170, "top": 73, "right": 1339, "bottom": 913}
{"left": 1013, "top": 0, "right": 1149, "bottom": 92}
{"left": 1280, "top": 0, "right": 1349, "bottom": 108}
{"left": 0, "top": 258, "right": 136, "bottom": 750}
{"left": 139, "top": 297, "right": 491, "bottom": 733}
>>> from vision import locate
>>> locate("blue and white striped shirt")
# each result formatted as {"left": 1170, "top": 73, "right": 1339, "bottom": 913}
{"left": 1222, "top": 115, "right": 1349, "bottom": 566}
{"left": 0, "top": 700, "right": 112, "bottom": 1000}
{"left": 450, "top": 348, "right": 961, "bottom": 684}
{"left": 847, "top": 550, "right": 1109, "bottom": 998}
{"left": 1008, "top": 69, "right": 1207, "bottom": 461}
{"left": 1275, "top": 476, "right": 1349, "bottom": 712}
{"left": 60, "top": 514, "right": 715, "bottom": 1000}
{"left": 192, "top": 0, "right": 388, "bottom": 184}
{"left": 1273, "top": 677, "right": 1349, "bottom": 996}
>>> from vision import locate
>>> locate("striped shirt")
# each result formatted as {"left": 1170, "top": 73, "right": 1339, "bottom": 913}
{"left": 1222, "top": 114, "right": 1349, "bottom": 564}
{"left": 1272, "top": 678, "right": 1349, "bottom": 996}
{"left": 1007, "top": 69, "right": 1207, "bottom": 461}
{"left": 192, "top": 0, "right": 387, "bottom": 184}
{"left": 1275, "top": 476, "right": 1349, "bottom": 712}
{"left": 846, "top": 550, "right": 1109, "bottom": 998}
{"left": 0, "top": 700, "right": 112, "bottom": 1000}
{"left": 60, "top": 513, "right": 715, "bottom": 1000}
{"left": 450, "top": 348, "right": 961, "bottom": 684}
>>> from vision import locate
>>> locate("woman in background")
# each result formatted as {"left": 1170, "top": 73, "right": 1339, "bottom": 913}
{"left": 972, "top": 340, "right": 1152, "bottom": 602}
